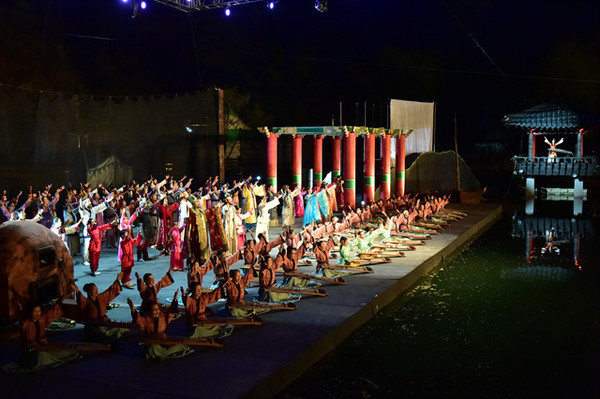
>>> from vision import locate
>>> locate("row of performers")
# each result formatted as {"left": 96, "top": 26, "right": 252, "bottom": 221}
{"left": 5, "top": 194, "right": 466, "bottom": 371}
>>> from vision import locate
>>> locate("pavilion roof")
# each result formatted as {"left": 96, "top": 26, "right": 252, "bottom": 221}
{"left": 503, "top": 103, "right": 595, "bottom": 133}
{"left": 259, "top": 126, "right": 412, "bottom": 137}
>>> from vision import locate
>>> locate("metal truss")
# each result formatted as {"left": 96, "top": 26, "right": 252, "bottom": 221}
{"left": 152, "top": 0, "right": 267, "bottom": 13}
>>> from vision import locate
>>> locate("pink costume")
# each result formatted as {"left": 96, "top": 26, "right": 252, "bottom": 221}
{"left": 118, "top": 212, "right": 138, "bottom": 261}
{"left": 294, "top": 190, "right": 306, "bottom": 217}
{"left": 169, "top": 224, "right": 186, "bottom": 271}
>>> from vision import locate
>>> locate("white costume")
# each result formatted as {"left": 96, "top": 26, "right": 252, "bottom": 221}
{"left": 256, "top": 197, "right": 280, "bottom": 240}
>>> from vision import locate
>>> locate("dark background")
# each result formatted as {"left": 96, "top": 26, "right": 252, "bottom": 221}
{"left": 1, "top": 0, "right": 600, "bottom": 189}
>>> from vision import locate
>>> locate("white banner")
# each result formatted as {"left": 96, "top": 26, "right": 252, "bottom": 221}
{"left": 390, "top": 99, "right": 435, "bottom": 155}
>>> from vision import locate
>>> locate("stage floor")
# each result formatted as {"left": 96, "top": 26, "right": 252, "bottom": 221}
{"left": 0, "top": 203, "right": 502, "bottom": 399}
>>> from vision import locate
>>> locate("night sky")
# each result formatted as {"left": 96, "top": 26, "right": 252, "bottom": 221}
{"left": 2, "top": 0, "right": 600, "bottom": 149}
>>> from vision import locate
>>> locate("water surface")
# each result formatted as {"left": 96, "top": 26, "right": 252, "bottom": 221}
{"left": 281, "top": 217, "right": 600, "bottom": 398}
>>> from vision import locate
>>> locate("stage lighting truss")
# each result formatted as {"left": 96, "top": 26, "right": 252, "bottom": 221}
{"left": 152, "top": 0, "right": 268, "bottom": 12}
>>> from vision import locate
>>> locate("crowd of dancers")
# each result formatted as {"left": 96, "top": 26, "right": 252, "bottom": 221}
{"left": 0, "top": 174, "right": 466, "bottom": 370}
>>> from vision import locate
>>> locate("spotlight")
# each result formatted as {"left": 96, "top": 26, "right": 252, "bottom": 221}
{"left": 225, "top": 7, "right": 231, "bottom": 16}
{"left": 122, "top": 0, "right": 129, "bottom": 3}
{"left": 256, "top": 176, "right": 261, "bottom": 181}
{"left": 140, "top": 1, "right": 147, "bottom": 9}
{"left": 267, "top": 1, "right": 275, "bottom": 9}
{"left": 315, "top": 0, "right": 328, "bottom": 12}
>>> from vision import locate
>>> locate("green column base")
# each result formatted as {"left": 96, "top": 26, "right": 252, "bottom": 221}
{"left": 344, "top": 179, "right": 355, "bottom": 190}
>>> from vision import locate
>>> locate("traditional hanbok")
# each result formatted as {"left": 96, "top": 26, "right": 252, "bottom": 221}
{"left": 303, "top": 193, "right": 320, "bottom": 226}
{"left": 256, "top": 197, "right": 280, "bottom": 240}
{"left": 294, "top": 189, "right": 306, "bottom": 217}
{"left": 282, "top": 187, "right": 300, "bottom": 227}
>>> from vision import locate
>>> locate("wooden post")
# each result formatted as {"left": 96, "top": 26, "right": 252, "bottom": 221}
{"left": 292, "top": 135, "right": 302, "bottom": 188}
{"left": 266, "top": 131, "right": 278, "bottom": 190}
{"left": 395, "top": 134, "right": 406, "bottom": 197}
{"left": 332, "top": 136, "right": 341, "bottom": 178}
{"left": 381, "top": 134, "right": 391, "bottom": 200}
{"left": 313, "top": 135, "right": 323, "bottom": 187}
{"left": 364, "top": 133, "right": 375, "bottom": 203}
{"left": 343, "top": 131, "right": 356, "bottom": 209}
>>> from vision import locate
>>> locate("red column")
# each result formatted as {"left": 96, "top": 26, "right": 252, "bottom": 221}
{"left": 395, "top": 134, "right": 406, "bottom": 197}
{"left": 292, "top": 135, "right": 302, "bottom": 188}
{"left": 332, "top": 136, "right": 341, "bottom": 178}
{"left": 313, "top": 135, "right": 323, "bottom": 187}
{"left": 343, "top": 132, "right": 356, "bottom": 210}
{"left": 266, "top": 132, "right": 278, "bottom": 190}
{"left": 381, "top": 134, "right": 391, "bottom": 200}
{"left": 363, "top": 133, "right": 375, "bottom": 204}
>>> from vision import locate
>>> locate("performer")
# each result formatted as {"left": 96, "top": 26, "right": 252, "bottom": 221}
{"left": 242, "top": 181, "right": 265, "bottom": 231}
{"left": 334, "top": 176, "right": 344, "bottom": 210}
{"left": 79, "top": 194, "right": 111, "bottom": 265}
{"left": 205, "top": 249, "right": 243, "bottom": 286}
{"left": 73, "top": 272, "right": 129, "bottom": 341}
{"left": 281, "top": 185, "right": 300, "bottom": 228}
{"left": 316, "top": 182, "right": 335, "bottom": 222}
{"left": 178, "top": 190, "right": 193, "bottom": 229}
{"left": 180, "top": 284, "right": 232, "bottom": 339}
{"left": 258, "top": 256, "right": 298, "bottom": 303}
{"left": 222, "top": 267, "right": 265, "bottom": 318}
{"left": 221, "top": 194, "right": 238, "bottom": 255}
{"left": 186, "top": 196, "right": 210, "bottom": 265}
{"left": 169, "top": 223, "right": 186, "bottom": 271}
{"left": 118, "top": 206, "right": 138, "bottom": 262}
{"left": 140, "top": 192, "right": 159, "bottom": 257}
{"left": 266, "top": 184, "right": 279, "bottom": 227}
{"left": 136, "top": 267, "right": 175, "bottom": 313}
{"left": 88, "top": 219, "right": 117, "bottom": 276}
{"left": 127, "top": 293, "right": 194, "bottom": 360}
{"left": 256, "top": 232, "right": 284, "bottom": 259}
{"left": 313, "top": 236, "right": 338, "bottom": 276}
{"left": 303, "top": 187, "right": 320, "bottom": 226}
{"left": 275, "top": 242, "right": 310, "bottom": 288}
{"left": 544, "top": 136, "right": 564, "bottom": 159}
{"left": 294, "top": 187, "right": 306, "bottom": 218}
{"left": 156, "top": 196, "right": 179, "bottom": 255}
{"left": 187, "top": 258, "right": 213, "bottom": 290}
{"left": 234, "top": 206, "right": 252, "bottom": 250}
{"left": 255, "top": 194, "right": 280, "bottom": 241}
{"left": 120, "top": 230, "right": 144, "bottom": 288}
{"left": 14, "top": 301, "right": 80, "bottom": 371}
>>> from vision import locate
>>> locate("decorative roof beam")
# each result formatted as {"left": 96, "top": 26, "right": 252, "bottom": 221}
{"left": 265, "top": 126, "right": 413, "bottom": 137}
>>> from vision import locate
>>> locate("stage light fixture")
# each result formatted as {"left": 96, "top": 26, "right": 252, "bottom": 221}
{"left": 225, "top": 7, "right": 231, "bottom": 16}
{"left": 315, "top": 0, "right": 328, "bottom": 12}
{"left": 268, "top": 1, "right": 275, "bottom": 9}
{"left": 140, "top": 1, "right": 147, "bottom": 9}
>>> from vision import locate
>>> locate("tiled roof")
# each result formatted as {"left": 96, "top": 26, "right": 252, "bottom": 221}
{"left": 503, "top": 103, "right": 592, "bottom": 132}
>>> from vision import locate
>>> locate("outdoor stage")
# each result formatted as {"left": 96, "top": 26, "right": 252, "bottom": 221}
{"left": 0, "top": 203, "right": 502, "bottom": 399}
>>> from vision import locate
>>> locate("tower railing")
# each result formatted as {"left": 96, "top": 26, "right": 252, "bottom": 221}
{"left": 513, "top": 156, "right": 597, "bottom": 177}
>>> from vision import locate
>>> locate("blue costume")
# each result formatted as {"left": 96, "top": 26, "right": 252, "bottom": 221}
{"left": 303, "top": 193, "right": 320, "bottom": 226}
